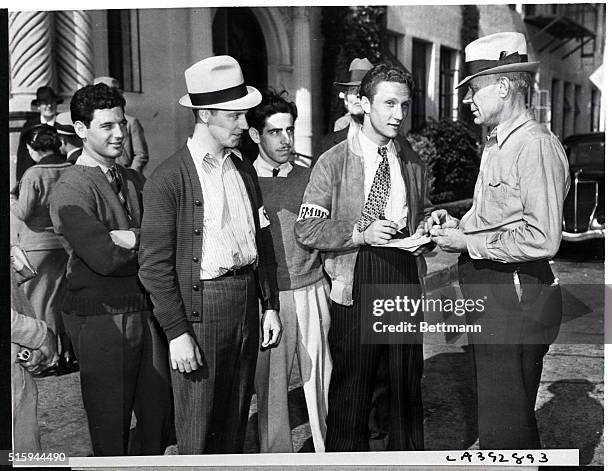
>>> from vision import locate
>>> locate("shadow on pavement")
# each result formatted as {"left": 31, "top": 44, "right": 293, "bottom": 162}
{"left": 422, "top": 346, "right": 478, "bottom": 450}
{"left": 537, "top": 379, "right": 603, "bottom": 465}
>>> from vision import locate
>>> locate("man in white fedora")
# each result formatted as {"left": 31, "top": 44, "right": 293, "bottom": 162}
{"left": 138, "top": 55, "right": 282, "bottom": 454}
{"left": 426, "top": 32, "right": 570, "bottom": 449}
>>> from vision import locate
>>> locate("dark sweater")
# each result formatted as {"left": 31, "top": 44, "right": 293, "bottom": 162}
{"left": 139, "top": 145, "right": 279, "bottom": 341}
{"left": 258, "top": 165, "right": 324, "bottom": 291}
{"left": 49, "top": 164, "right": 149, "bottom": 315}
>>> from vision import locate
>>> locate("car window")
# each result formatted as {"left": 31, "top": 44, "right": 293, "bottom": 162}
{"left": 566, "top": 140, "right": 605, "bottom": 166}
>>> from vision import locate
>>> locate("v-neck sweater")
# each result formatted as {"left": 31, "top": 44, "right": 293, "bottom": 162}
{"left": 50, "top": 164, "right": 150, "bottom": 315}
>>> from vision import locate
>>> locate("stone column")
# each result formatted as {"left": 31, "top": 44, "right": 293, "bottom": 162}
{"left": 55, "top": 10, "right": 94, "bottom": 94}
{"left": 9, "top": 11, "right": 55, "bottom": 110}
{"left": 293, "top": 6, "right": 313, "bottom": 157}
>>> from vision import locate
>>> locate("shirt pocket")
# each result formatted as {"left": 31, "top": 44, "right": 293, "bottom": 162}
{"left": 480, "top": 179, "right": 507, "bottom": 225}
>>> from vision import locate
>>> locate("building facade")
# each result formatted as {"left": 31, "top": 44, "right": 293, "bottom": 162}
{"left": 8, "top": 4, "right": 605, "bottom": 181}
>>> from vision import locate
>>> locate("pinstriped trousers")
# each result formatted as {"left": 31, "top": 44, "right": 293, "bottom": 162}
{"left": 325, "top": 246, "right": 424, "bottom": 451}
{"left": 171, "top": 272, "right": 259, "bottom": 454}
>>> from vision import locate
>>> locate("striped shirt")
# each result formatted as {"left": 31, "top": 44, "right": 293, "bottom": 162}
{"left": 187, "top": 138, "right": 257, "bottom": 279}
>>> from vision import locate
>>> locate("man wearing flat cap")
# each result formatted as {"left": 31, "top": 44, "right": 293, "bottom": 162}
{"left": 139, "top": 55, "right": 281, "bottom": 454}
{"left": 314, "top": 58, "right": 374, "bottom": 164}
{"left": 427, "top": 32, "right": 570, "bottom": 449}
{"left": 17, "top": 86, "right": 63, "bottom": 180}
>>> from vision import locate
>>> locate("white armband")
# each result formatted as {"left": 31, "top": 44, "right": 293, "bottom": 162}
{"left": 296, "top": 203, "right": 330, "bottom": 221}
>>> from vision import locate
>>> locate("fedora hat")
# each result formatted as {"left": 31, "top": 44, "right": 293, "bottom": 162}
{"left": 179, "top": 55, "right": 262, "bottom": 110}
{"left": 334, "top": 58, "right": 374, "bottom": 87}
{"left": 31, "top": 86, "right": 63, "bottom": 106}
{"left": 456, "top": 32, "right": 539, "bottom": 88}
{"left": 55, "top": 111, "right": 76, "bottom": 135}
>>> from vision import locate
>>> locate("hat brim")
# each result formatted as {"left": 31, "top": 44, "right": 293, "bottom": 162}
{"left": 31, "top": 98, "right": 64, "bottom": 106}
{"left": 334, "top": 80, "right": 362, "bottom": 87}
{"left": 179, "top": 86, "right": 262, "bottom": 110}
{"left": 456, "top": 62, "right": 539, "bottom": 88}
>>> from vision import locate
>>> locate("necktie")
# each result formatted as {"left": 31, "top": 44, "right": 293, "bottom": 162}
{"left": 357, "top": 146, "right": 391, "bottom": 231}
{"left": 107, "top": 166, "right": 133, "bottom": 222}
{"left": 272, "top": 167, "right": 280, "bottom": 177}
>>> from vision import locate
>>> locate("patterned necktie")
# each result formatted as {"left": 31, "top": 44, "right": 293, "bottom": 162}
{"left": 272, "top": 167, "right": 280, "bottom": 177}
{"left": 357, "top": 146, "right": 391, "bottom": 231}
{"left": 108, "top": 166, "right": 133, "bottom": 222}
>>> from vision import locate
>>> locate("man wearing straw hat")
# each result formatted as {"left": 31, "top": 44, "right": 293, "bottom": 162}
{"left": 427, "top": 32, "right": 570, "bottom": 449}
{"left": 55, "top": 111, "right": 83, "bottom": 164}
{"left": 139, "top": 55, "right": 281, "bottom": 454}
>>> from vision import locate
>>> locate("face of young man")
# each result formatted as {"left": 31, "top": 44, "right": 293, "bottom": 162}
{"left": 361, "top": 81, "right": 411, "bottom": 145}
{"left": 206, "top": 109, "right": 250, "bottom": 149}
{"left": 76, "top": 106, "right": 126, "bottom": 162}
{"left": 249, "top": 112, "right": 295, "bottom": 166}
{"left": 343, "top": 85, "right": 364, "bottom": 117}
{"left": 463, "top": 75, "right": 504, "bottom": 127}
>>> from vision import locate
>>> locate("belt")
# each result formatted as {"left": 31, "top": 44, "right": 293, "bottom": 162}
{"left": 202, "top": 264, "right": 254, "bottom": 282}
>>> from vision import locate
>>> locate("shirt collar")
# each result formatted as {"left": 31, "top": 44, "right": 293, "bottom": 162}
{"left": 187, "top": 137, "right": 242, "bottom": 164}
{"left": 494, "top": 110, "right": 534, "bottom": 148}
{"left": 75, "top": 150, "right": 113, "bottom": 173}
{"left": 253, "top": 155, "right": 293, "bottom": 177}
{"left": 40, "top": 116, "right": 55, "bottom": 126}
{"left": 358, "top": 130, "right": 394, "bottom": 160}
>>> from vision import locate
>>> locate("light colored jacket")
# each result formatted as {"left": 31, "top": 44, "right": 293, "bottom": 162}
{"left": 117, "top": 114, "right": 149, "bottom": 173}
{"left": 295, "top": 132, "right": 432, "bottom": 306}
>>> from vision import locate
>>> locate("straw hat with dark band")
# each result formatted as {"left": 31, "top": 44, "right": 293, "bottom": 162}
{"left": 179, "top": 55, "right": 262, "bottom": 110}
{"left": 457, "top": 32, "right": 539, "bottom": 88}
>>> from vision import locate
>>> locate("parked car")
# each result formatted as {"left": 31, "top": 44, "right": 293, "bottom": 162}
{"left": 562, "top": 132, "right": 605, "bottom": 242}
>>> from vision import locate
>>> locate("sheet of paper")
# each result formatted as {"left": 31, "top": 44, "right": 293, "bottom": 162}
{"left": 372, "top": 234, "right": 431, "bottom": 252}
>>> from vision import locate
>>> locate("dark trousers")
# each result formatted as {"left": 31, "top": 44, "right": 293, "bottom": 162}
{"left": 63, "top": 310, "right": 174, "bottom": 456}
{"left": 458, "top": 254, "right": 562, "bottom": 449}
{"left": 325, "top": 246, "right": 424, "bottom": 452}
{"left": 171, "top": 272, "right": 259, "bottom": 454}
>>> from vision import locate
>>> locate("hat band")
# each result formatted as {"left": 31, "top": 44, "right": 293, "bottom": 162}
{"left": 466, "top": 51, "right": 528, "bottom": 76}
{"left": 189, "top": 83, "right": 248, "bottom": 106}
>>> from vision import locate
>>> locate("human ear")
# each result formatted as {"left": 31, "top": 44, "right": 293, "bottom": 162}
{"left": 361, "top": 96, "right": 371, "bottom": 114}
{"left": 248, "top": 127, "right": 261, "bottom": 144}
{"left": 74, "top": 121, "right": 88, "bottom": 140}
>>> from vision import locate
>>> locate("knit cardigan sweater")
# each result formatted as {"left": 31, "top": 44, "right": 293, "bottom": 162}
{"left": 49, "top": 164, "right": 149, "bottom": 315}
{"left": 138, "top": 145, "right": 279, "bottom": 341}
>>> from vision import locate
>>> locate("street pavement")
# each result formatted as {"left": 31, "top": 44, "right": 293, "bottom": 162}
{"left": 33, "top": 244, "right": 604, "bottom": 464}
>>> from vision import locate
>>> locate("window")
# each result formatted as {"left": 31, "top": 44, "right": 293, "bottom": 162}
{"left": 387, "top": 31, "right": 403, "bottom": 59}
{"left": 107, "top": 10, "right": 142, "bottom": 93}
{"left": 591, "top": 88, "right": 601, "bottom": 132}
{"left": 439, "top": 46, "right": 458, "bottom": 120}
{"left": 411, "top": 39, "right": 428, "bottom": 131}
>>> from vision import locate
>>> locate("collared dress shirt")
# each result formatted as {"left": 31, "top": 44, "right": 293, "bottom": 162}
{"left": 253, "top": 156, "right": 293, "bottom": 178}
{"left": 358, "top": 131, "right": 408, "bottom": 224}
{"left": 187, "top": 138, "right": 257, "bottom": 279}
{"left": 460, "top": 111, "right": 570, "bottom": 263}
{"left": 76, "top": 151, "right": 113, "bottom": 179}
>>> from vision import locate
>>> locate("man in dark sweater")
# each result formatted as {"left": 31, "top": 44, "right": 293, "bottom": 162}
{"left": 247, "top": 90, "right": 331, "bottom": 452}
{"left": 138, "top": 56, "right": 281, "bottom": 455}
{"left": 49, "top": 84, "right": 173, "bottom": 456}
